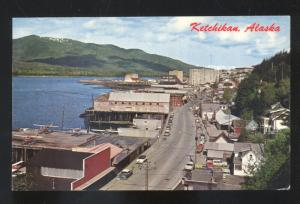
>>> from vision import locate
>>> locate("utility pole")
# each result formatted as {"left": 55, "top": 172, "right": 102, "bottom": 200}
{"left": 61, "top": 106, "right": 65, "bottom": 130}
{"left": 195, "top": 125, "right": 198, "bottom": 165}
{"left": 228, "top": 108, "right": 231, "bottom": 137}
{"left": 138, "top": 160, "right": 152, "bottom": 191}
{"left": 145, "top": 160, "right": 149, "bottom": 191}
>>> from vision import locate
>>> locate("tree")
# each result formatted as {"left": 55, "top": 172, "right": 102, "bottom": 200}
{"left": 240, "top": 109, "right": 253, "bottom": 121}
{"left": 276, "top": 79, "right": 290, "bottom": 108}
{"left": 261, "top": 83, "right": 277, "bottom": 106}
{"left": 223, "top": 88, "right": 234, "bottom": 104}
{"left": 247, "top": 132, "right": 264, "bottom": 144}
{"left": 12, "top": 173, "right": 34, "bottom": 191}
{"left": 243, "top": 129, "right": 290, "bottom": 189}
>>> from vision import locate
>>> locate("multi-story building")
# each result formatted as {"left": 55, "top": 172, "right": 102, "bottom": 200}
{"left": 189, "top": 68, "right": 219, "bottom": 86}
{"left": 169, "top": 70, "right": 183, "bottom": 83}
{"left": 85, "top": 92, "right": 170, "bottom": 129}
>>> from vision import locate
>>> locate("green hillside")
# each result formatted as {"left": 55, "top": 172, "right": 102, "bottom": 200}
{"left": 233, "top": 50, "right": 290, "bottom": 119}
{"left": 12, "top": 35, "right": 197, "bottom": 77}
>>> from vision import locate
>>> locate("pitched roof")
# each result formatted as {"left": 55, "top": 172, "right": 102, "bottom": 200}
{"left": 215, "top": 110, "right": 240, "bottom": 125}
{"left": 245, "top": 120, "right": 258, "bottom": 130}
{"left": 28, "top": 149, "right": 92, "bottom": 170}
{"left": 234, "top": 142, "right": 264, "bottom": 160}
{"left": 213, "top": 132, "right": 231, "bottom": 143}
{"left": 108, "top": 92, "right": 170, "bottom": 103}
{"left": 206, "top": 124, "right": 224, "bottom": 138}
{"left": 204, "top": 142, "right": 234, "bottom": 152}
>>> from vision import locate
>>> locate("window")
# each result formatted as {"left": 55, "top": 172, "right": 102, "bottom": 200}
{"left": 142, "top": 102, "right": 145, "bottom": 105}
{"left": 157, "top": 103, "right": 159, "bottom": 105}
{"left": 122, "top": 102, "right": 125, "bottom": 104}
{"left": 136, "top": 102, "right": 138, "bottom": 105}
{"left": 235, "top": 164, "right": 242, "bottom": 170}
{"left": 150, "top": 103, "right": 152, "bottom": 105}
{"left": 129, "top": 102, "right": 131, "bottom": 105}
{"left": 115, "top": 102, "right": 117, "bottom": 104}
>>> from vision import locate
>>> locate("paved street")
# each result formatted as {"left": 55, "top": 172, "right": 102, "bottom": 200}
{"left": 101, "top": 102, "right": 198, "bottom": 190}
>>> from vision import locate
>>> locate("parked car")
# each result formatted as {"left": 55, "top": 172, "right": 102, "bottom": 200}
{"left": 206, "top": 160, "right": 213, "bottom": 169}
{"left": 164, "top": 132, "right": 170, "bottom": 136}
{"left": 136, "top": 155, "right": 147, "bottom": 164}
{"left": 213, "top": 159, "right": 228, "bottom": 167}
{"left": 195, "top": 163, "right": 203, "bottom": 169}
{"left": 184, "top": 161, "right": 194, "bottom": 171}
{"left": 222, "top": 168, "right": 231, "bottom": 179}
{"left": 117, "top": 169, "right": 133, "bottom": 180}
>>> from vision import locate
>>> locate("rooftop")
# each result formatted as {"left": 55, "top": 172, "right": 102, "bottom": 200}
{"left": 234, "top": 142, "right": 264, "bottom": 159}
{"left": 108, "top": 92, "right": 170, "bottom": 103}
{"left": 72, "top": 143, "right": 123, "bottom": 159}
{"left": 206, "top": 124, "right": 225, "bottom": 138}
{"left": 201, "top": 103, "right": 221, "bottom": 113}
{"left": 215, "top": 110, "right": 240, "bottom": 125}
{"left": 28, "top": 149, "right": 92, "bottom": 170}
{"left": 80, "top": 133, "right": 150, "bottom": 165}
{"left": 207, "top": 150, "right": 224, "bottom": 159}
{"left": 204, "top": 142, "right": 234, "bottom": 152}
{"left": 12, "top": 129, "right": 96, "bottom": 150}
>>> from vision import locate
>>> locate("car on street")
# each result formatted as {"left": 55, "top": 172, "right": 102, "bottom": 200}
{"left": 213, "top": 160, "right": 228, "bottom": 167}
{"left": 164, "top": 132, "right": 170, "bottom": 136}
{"left": 195, "top": 163, "right": 203, "bottom": 169}
{"left": 136, "top": 155, "right": 147, "bottom": 164}
{"left": 206, "top": 160, "right": 213, "bottom": 169}
{"left": 117, "top": 169, "right": 133, "bottom": 180}
{"left": 184, "top": 161, "right": 194, "bottom": 171}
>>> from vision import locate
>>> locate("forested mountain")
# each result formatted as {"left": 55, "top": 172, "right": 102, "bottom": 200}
{"left": 13, "top": 35, "right": 197, "bottom": 76}
{"left": 234, "top": 51, "right": 290, "bottom": 120}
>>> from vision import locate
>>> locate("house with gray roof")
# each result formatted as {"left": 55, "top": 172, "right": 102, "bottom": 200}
{"left": 245, "top": 120, "right": 259, "bottom": 132}
{"left": 233, "top": 142, "right": 264, "bottom": 177}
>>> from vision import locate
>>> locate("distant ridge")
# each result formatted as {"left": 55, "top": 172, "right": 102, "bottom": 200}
{"left": 13, "top": 35, "right": 200, "bottom": 77}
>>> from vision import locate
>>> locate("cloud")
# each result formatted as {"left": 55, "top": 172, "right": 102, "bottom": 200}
{"left": 12, "top": 16, "right": 290, "bottom": 68}
{"left": 162, "top": 16, "right": 213, "bottom": 33}
{"left": 83, "top": 20, "right": 97, "bottom": 29}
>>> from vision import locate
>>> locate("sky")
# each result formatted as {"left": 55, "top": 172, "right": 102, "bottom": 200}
{"left": 13, "top": 16, "right": 290, "bottom": 69}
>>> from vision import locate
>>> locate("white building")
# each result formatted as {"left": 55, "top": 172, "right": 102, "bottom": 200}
{"left": 124, "top": 73, "right": 139, "bottom": 82}
{"left": 260, "top": 102, "right": 290, "bottom": 134}
{"left": 189, "top": 68, "right": 219, "bottom": 86}
{"left": 169, "top": 70, "right": 183, "bottom": 82}
{"left": 233, "top": 143, "right": 264, "bottom": 177}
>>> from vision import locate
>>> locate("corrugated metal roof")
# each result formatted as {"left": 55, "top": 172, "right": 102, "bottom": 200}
{"left": 109, "top": 92, "right": 170, "bottom": 103}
